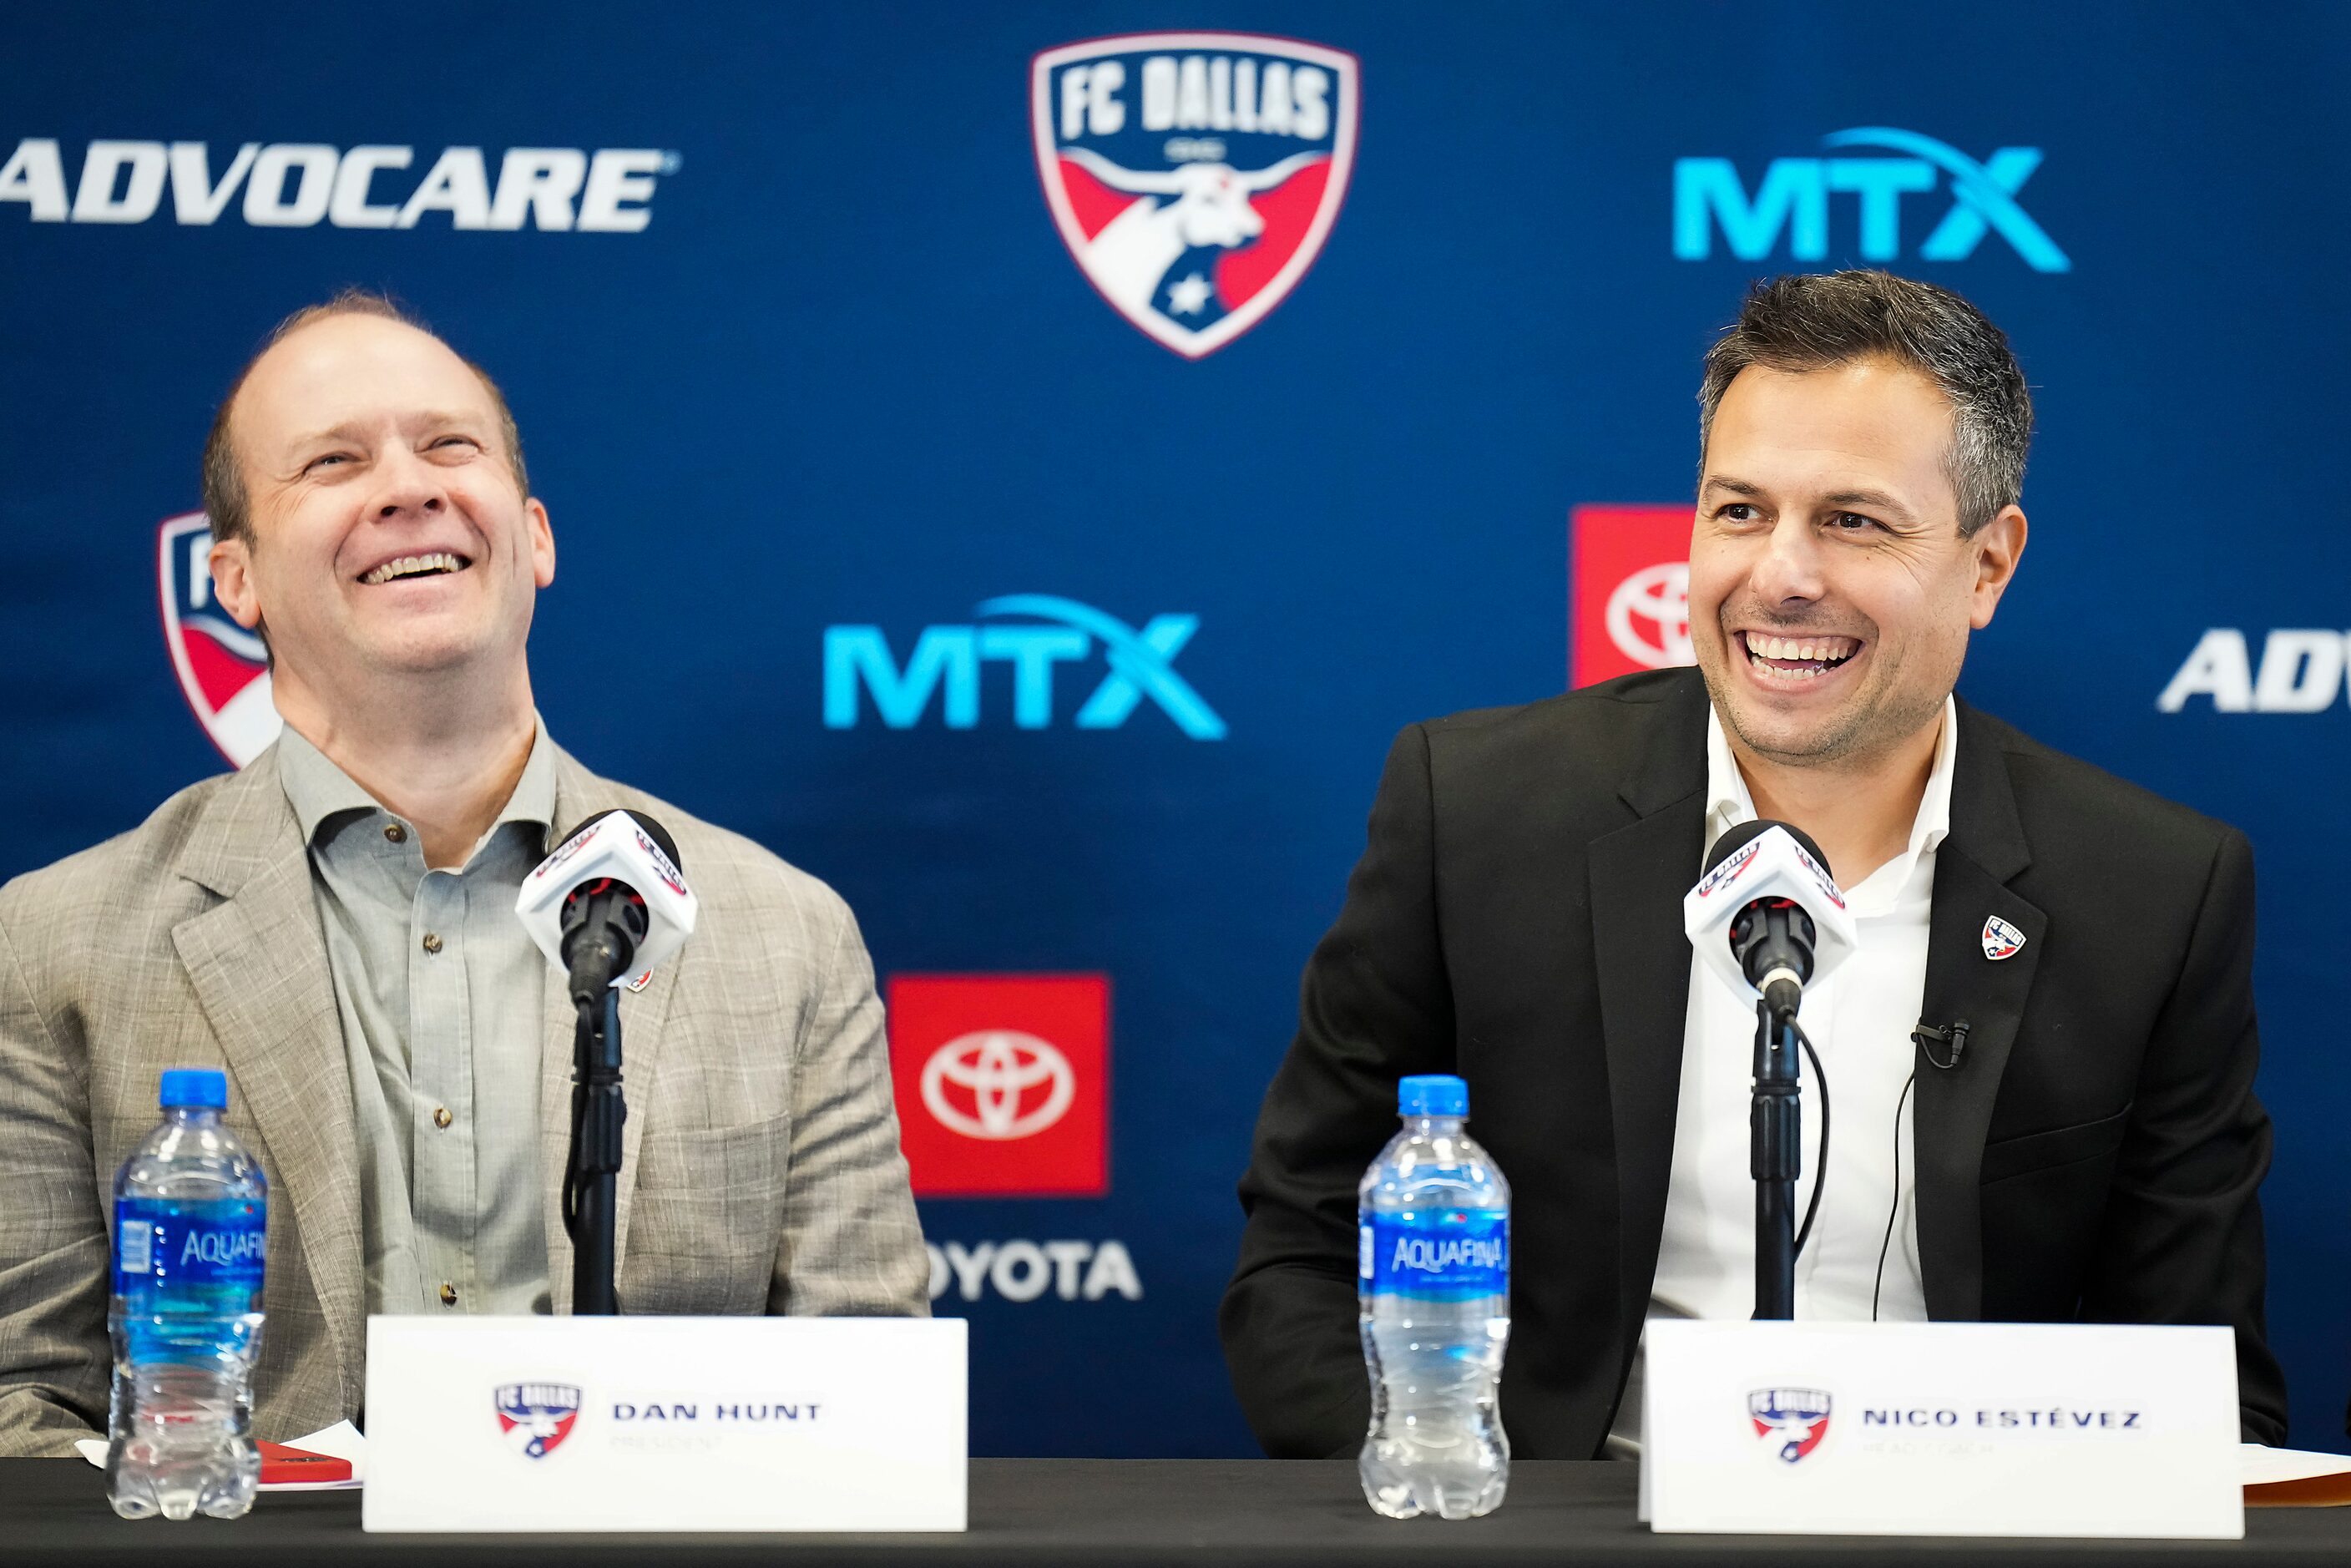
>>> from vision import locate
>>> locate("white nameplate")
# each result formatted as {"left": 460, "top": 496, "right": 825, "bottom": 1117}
{"left": 1639, "top": 1321, "right": 2241, "bottom": 1540}
{"left": 361, "top": 1315, "right": 965, "bottom": 1533}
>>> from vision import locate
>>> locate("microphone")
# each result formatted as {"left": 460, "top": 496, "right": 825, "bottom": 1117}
{"left": 1911, "top": 1018, "right": 1970, "bottom": 1070}
{"left": 1683, "top": 820, "right": 1858, "bottom": 1023}
{"left": 518, "top": 810, "right": 696, "bottom": 1317}
{"left": 516, "top": 810, "right": 699, "bottom": 1004}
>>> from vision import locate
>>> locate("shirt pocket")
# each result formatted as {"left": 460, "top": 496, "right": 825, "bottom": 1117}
{"left": 1979, "top": 1104, "right": 2131, "bottom": 1186}
{"left": 619, "top": 1109, "right": 791, "bottom": 1314}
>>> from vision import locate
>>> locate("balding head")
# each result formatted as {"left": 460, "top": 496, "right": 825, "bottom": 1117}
{"left": 201, "top": 291, "right": 528, "bottom": 549}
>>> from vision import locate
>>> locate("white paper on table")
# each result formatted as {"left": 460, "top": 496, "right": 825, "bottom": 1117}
{"left": 2242, "top": 1444, "right": 2351, "bottom": 1487}
{"left": 75, "top": 1419, "right": 367, "bottom": 1491}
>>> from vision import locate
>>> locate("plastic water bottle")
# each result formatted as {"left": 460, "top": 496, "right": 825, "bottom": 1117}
{"left": 1358, "top": 1073, "right": 1510, "bottom": 1520}
{"left": 108, "top": 1068, "right": 267, "bottom": 1521}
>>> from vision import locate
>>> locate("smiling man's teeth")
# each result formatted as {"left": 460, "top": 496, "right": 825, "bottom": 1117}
{"left": 1752, "top": 656, "right": 1832, "bottom": 680}
{"left": 1747, "top": 633, "right": 1858, "bottom": 661}
{"left": 1745, "top": 631, "right": 1859, "bottom": 679}
{"left": 360, "top": 552, "right": 463, "bottom": 586}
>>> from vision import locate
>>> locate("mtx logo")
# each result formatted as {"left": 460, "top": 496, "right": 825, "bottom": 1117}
{"left": 1674, "top": 129, "right": 2069, "bottom": 271}
{"left": 2157, "top": 629, "right": 2351, "bottom": 712}
{"left": 887, "top": 975, "right": 1109, "bottom": 1196}
{"left": 824, "top": 595, "right": 1226, "bottom": 736}
{"left": 1570, "top": 505, "right": 1695, "bottom": 688}
{"left": 1033, "top": 33, "right": 1358, "bottom": 357}
{"left": 0, "top": 139, "right": 670, "bottom": 230}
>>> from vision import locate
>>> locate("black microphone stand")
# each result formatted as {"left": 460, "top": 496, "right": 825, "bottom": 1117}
{"left": 1752, "top": 998, "right": 1800, "bottom": 1320}
{"left": 564, "top": 984, "right": 625, "bottom": 1315}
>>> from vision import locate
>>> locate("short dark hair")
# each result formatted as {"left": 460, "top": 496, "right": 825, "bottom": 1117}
{"left": 1697, "top": 271, "right": 2032, "bottom": 536}
{"left": 200, "top": 288, "right": 529, "bottom": 548}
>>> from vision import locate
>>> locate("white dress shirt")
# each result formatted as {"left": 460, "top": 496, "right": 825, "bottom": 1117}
{"left": 1607, "top": 695, "right": 1956, "bottom": 1453}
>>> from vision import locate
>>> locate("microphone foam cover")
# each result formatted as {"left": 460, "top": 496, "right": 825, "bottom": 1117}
{"left": 516, "top": 811, "right": 699, "bottom": 987}
{"left": 562, "top": 807, "right": 685, "bottom": 873}
{"left": 1703, "top": 817, "right": 1833, "bottom": 884}
{"left": 1683, "top": 822, "right": 1858, "bottom": 1006}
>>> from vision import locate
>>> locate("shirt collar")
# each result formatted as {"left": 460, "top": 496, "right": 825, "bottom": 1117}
{"left": 276, "top": 718, "right": 559, "bottom": 850}
{"left": 1702, "top": 695, "right": 1959, "bottom": 888}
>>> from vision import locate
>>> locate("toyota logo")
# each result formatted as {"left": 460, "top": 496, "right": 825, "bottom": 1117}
{"left": 920, "top": 1030, "right": 1076, "bottom": 1141}
{"left": 1605, "top": 562, "right": 1694, "bottom": 670}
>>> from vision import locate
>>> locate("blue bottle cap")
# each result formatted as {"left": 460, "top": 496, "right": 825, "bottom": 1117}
{"left": 1398, "top": 1074, "right": 1468, "bottom": 1118}
{"left": 159, "top": 1068, "right": 228, "bottom": 1110}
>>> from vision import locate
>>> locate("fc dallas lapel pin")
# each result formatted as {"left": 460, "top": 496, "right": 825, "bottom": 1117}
{"left": 1982, "top": 915, "right": 2027, "bottom": 961}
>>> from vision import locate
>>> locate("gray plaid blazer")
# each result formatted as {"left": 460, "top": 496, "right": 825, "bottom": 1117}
{"left": 0, "top": 741, "right": 928, "bottom": 1455}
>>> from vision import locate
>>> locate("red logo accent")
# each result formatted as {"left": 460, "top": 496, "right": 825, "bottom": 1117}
{"left": 1751, "top": 1411, "right": 1832, "bottom": 1462}
{"left": 1570, "top": 505, "right": 1696, "bottom": 688}
{"left": 887, "top": 974, "right": 1109, "bottom": 1196}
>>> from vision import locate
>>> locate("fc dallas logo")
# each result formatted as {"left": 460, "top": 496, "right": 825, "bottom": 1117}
{"left": 159, "top": 513, "right": 281, "bottom": 767}
{"left": 1748, "top": 1386, "right": 1833, "bottom": 1464}
{"left": 495, "top": 1381, "right": 583, "bottom": 1459}
{"left": 1982, "top": 914, "right": 2028, "bottom": 961}
{"left": 1032, "top": 33, "right": 1358, "bottom": 357}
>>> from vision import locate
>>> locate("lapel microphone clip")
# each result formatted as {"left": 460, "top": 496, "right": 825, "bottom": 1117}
{"left": 1912, "top": 1018, "right": 1971, "bottom": 1071}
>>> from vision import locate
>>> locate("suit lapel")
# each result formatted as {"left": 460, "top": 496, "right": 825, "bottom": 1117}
{"left": 1914, "top": 702, "right": 2045, "bottom": 1321}
{"left": 1590, "top": 677, "right": 1709, "bottom": 1352}
{"left": 168, "top": 751, "right": 366, "bottom": 1406}
{"left": 540, "top": 756, "right": 683, "bottom": 1313}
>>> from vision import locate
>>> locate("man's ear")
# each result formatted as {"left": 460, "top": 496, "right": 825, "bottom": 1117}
{"left": 1967, "top": 504, "right": 2028, "bottom": 630}
{"left": 207, "top": 535, "right": 264, "bottom": 631}
{"left": 526, "top": 497, "right": 555, "bottom": 589}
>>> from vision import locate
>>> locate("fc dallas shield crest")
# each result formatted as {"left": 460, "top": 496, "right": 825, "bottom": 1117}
{"left": 159, "top": 512, "right": 281, "bottom": 767}
{"left": 494, "top": 1382, "right": 582, "bottom": 1459}
{"left": 1749, "top": 1387, "right": 1833, "bottom": 1464}
{"left": 1032, "top": 33, "right": 1358, "bottom": 357}
{"left": 1982, "top": 913, "right": 2029, "bottom": 961}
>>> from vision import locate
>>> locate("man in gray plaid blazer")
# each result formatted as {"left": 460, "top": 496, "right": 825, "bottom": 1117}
{"left": 0, "top": 293, "right": 928, "bottom": 1456}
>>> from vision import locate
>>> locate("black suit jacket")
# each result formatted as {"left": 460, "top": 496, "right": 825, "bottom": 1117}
{"left": 1221, "top": 668, "right": 2286, "bottom": 1456}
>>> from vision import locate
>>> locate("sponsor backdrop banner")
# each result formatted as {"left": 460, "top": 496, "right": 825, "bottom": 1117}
{"left": 3, "top": 3, "right": 2347, "bottom": 1456}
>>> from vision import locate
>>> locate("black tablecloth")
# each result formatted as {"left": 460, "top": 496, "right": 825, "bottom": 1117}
{"left": 5, "top": 1458, "right": 2348, "bottom": 1566}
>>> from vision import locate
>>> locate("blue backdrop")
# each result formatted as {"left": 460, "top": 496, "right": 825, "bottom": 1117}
{"left": 3, "top": 1, "right": 2346, "bottom": 1456}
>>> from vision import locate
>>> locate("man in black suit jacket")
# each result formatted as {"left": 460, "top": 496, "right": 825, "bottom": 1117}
{"left": 1221, "top": 271, "right": 2286, "bottom": 1457}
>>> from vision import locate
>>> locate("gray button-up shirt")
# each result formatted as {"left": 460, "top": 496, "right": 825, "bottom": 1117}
{"left": 276, "top": 724, "right": 557, "bottom": 1319}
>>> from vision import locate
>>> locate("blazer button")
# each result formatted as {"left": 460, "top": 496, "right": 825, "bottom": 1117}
{"left": 439, "top": 1282, "right": 458, "bottom": 1307}
{"left": 422, "top": 932, "right": 443, "bottom": 955}
{"left": 383, "top": 822, "right": 407, "bottom": 844}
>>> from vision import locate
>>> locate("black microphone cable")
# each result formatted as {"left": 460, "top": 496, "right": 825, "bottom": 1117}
{"left": 1791, "top": 1019, "right": 1830, "bottom": 1264}
{"left": 1871, "top": 1019, "right": 1970, "bottom": 1318}
{"left": 1872, "top": 1074, "right": 1917, "bottom": 1321}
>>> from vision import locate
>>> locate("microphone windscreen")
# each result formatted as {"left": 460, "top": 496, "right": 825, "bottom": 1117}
{"left": 1684, "top": 821, "right": 1858, "bottom": 1004}
{"left": 562, "top": 808, "right": 685, "bottom": 873}
{"left": 1704, "top": 817, "right": 1833, "bottom": 884}
{"left": 518, "top": 811, "right": 699, "bottom": 986}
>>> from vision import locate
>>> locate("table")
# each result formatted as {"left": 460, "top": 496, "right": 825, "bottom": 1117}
{"left": 7, "top": 1459, "right": 2349, "bottom": 1565}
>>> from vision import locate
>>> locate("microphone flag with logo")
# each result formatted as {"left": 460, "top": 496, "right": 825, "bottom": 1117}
{"left": 516, "top": 810, "right": 698, "bottom": 998}
{"left": 1683, "top": 821, "right": 1858, "bottom": 1012}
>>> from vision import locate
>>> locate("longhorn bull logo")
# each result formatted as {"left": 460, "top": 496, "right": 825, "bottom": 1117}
{"left": 1032, "top": 33, "right": 1358, "bottom": 358}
